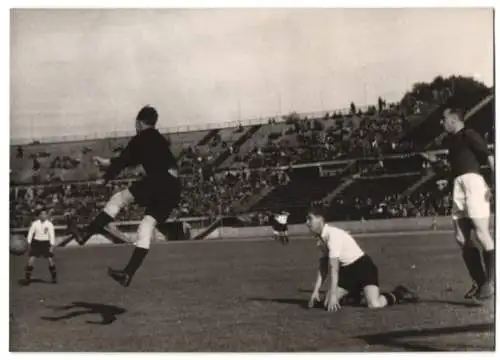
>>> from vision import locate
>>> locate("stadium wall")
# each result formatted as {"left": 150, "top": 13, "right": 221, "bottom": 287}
{"left": 196, "top": 216, "right": 472, "bottom": 239}
{"left": 11, "top": 216, "right": 495, "bottom": 248}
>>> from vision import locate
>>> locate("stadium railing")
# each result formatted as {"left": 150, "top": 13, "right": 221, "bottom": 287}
{"left": 11, "top": 105, "right": 369, "bottom": 146}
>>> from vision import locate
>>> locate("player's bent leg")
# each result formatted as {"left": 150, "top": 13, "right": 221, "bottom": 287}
{"left": 103, "top": 223, "right": 135, "bottom": 245}
{"left": 453, "top": 217, "right": 472, "bottom": 248}
{"left": 463, "top": 174, "right": 494, "bottom": 299}
{"left": 108, "top": 215, "right": 157, "bottom": 287}
{"left": 104, "top": 189, "right": 135, "bottom": 218}
{"left": 454, "top": 217, "right": 486, "bottom": 298}
{"left": 470, "top": 217, "right": 494, "bottom": 251}
{"left": 364, "top": 285, "right": 418, "bottom": 309}
{"left": 278, "top": 232, "right": 288, "bottom": 245}
{"left": 470, "top": 216, "right": 495, "bottom": 300}
{"left": 70, "top": 189, "right": 135, "bottom": 246}
{"left": 27, "top": 256, "right": 36, "bottom": 267}
{"left": 47, "top": 255, "right": 57, "bottom": 284}
{"left": 24, "top": 256, "right": 36, "bottom": 284}
{"left": 364, "top": 285, "right": 388, "bottom": 308}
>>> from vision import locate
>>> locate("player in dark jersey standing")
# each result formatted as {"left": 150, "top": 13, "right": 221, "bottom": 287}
{"left": 68, "top": 105, "right": 181, "bottom": 287}
{"left": 439, "top": 108, "right": 495, "bottom": 300}
{"left": 271, "top": 210, "right": 290, "bottom": 244}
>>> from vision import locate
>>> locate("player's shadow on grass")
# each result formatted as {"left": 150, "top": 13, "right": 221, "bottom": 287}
{"left": 358, "top": 323, "right": 493, "bottom": 351}
{"left": 17, "top": 278, "right": 51, "bottom": 286}
{"left": 41, "top": 302, "right": 126, "bottom": 325}
{"left": 248, "top": 297, "right": 310, "bottom": 309}
{"left": 417, "top": 298, "right": 484, "bottom": 308}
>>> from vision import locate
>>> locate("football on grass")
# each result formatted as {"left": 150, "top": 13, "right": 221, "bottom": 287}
{"left": 10, "top": 236, "right": 28, "bottom": 256}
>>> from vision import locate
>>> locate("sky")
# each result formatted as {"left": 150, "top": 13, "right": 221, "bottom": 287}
{"left": 10, "top": 8, "right": 494, "bottom": 142}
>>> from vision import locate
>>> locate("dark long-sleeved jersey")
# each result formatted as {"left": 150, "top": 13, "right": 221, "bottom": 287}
{"left": 447, "top": 128, "right": 491, "bottom": 180}
{"left": 104, "top": 128, "right": 178, "bottom": 183}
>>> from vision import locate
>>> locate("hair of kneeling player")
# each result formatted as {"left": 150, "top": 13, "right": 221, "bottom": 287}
{"left": 307, "top": 205, "right": 328, "bottom": 219}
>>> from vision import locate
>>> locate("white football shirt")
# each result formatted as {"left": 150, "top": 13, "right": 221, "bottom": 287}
{"left": 27, "top": 219, "right": 56, "bottom": 245}
{"left": 275, "top": 214, "right": 289, "bottom": 225}
{"left": 317, "top": 224, "right": 364, "bottom": 266}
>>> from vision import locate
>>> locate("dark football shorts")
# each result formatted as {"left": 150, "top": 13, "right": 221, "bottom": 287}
{"left": 319, "top": 255, "right": 379, "bottom": 293}
{"left": 129, "top": 176, "right": 181, "bottom": 224}
{"left": 272, "top": 219, "right": 288, "bottom": 233}
{"left": 29, "top": 240, "right": 53, "bottom": 258}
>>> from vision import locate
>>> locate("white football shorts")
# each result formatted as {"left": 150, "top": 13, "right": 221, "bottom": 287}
{"left": 452, "top": 173, "right": 491, "bottom": 220}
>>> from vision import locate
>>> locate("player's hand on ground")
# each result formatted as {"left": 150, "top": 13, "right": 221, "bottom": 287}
{"left": 324, "top": 292, "right": 341, "bottom": 312}
{"left": 308, "top": 291, "right": 321, "bottom": 309}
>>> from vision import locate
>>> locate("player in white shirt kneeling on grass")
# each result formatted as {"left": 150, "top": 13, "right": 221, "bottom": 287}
{"left": 306, "top": 206, "right": 418, "bottom": 312}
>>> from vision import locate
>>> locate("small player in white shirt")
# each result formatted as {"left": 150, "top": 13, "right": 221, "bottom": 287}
{"left": 24, "top": 209, "right": 57, "bottom": 284}
{"left": 306, "top": 206, "right": 418, "bottom": 312}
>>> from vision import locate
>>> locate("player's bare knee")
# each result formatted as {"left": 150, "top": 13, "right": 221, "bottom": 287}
{"left": 363, "top": 285, "right": 384, "bottom": 309}
{"left": 136, "top": 215, "right": 157, "bottom": 250}
{"left": 472, "top": 219, "right": 494, "bottom": 251}
{"left": 365, "top": 294, "right": 383, "bottom": 309}
{"left": 104, "top": 189, "right": 135, "bottom": 218}
{"left": 367, "top": 302, "right": 380, "bottom": 309}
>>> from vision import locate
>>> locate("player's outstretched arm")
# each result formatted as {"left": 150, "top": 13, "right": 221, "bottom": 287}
{"left": 324, "top": 257, "right": 341, "bottom": 312}
{"left": 308, "top": 269, "right": 324, "bottom": 308}
{"left": 103, "top": 136, "right": 140, "bottom": 182}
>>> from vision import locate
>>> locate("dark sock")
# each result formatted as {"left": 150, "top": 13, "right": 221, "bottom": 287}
{"left": 483, "top": 250, "right": 495, "bottom": 283}
{"left": 124, "top": 247, "right": 149, "bottom": 277}
{"left": 462, "top": 247, "right": 487, "bottom": 286}
{"left": 49, "top": 265, "right": 57, "bottom": 279}
{"left": 25, "top": 265, "right": 33, "bottom": 280}
{"left": 86, "top": 212, "right": 114, "bottom": 236}
{"left": 381, "top": 292, "right": 397, "bottom": 306}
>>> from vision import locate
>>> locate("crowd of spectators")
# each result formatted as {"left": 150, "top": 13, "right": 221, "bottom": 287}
{"left": 237, "top": 105, "right": 417, "bottom": 170}
{"left": 11, "top": 99, "right": 424, "bottom": 186}
{"left": 10, "top": 167, "right": 290, "bottom": 228}
{"left": 11, "top": 82, "right": 488, "bottom": 229}
{"left": 329, "top": 190, "right": 452, "bottom": 221}
{"left": 242, "top": 187, "right": 452, "bottom": 227}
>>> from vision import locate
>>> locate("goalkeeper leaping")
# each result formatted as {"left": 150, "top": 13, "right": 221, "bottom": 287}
{"left": 67, "top": 105, "right": 181, "bottom": 287}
